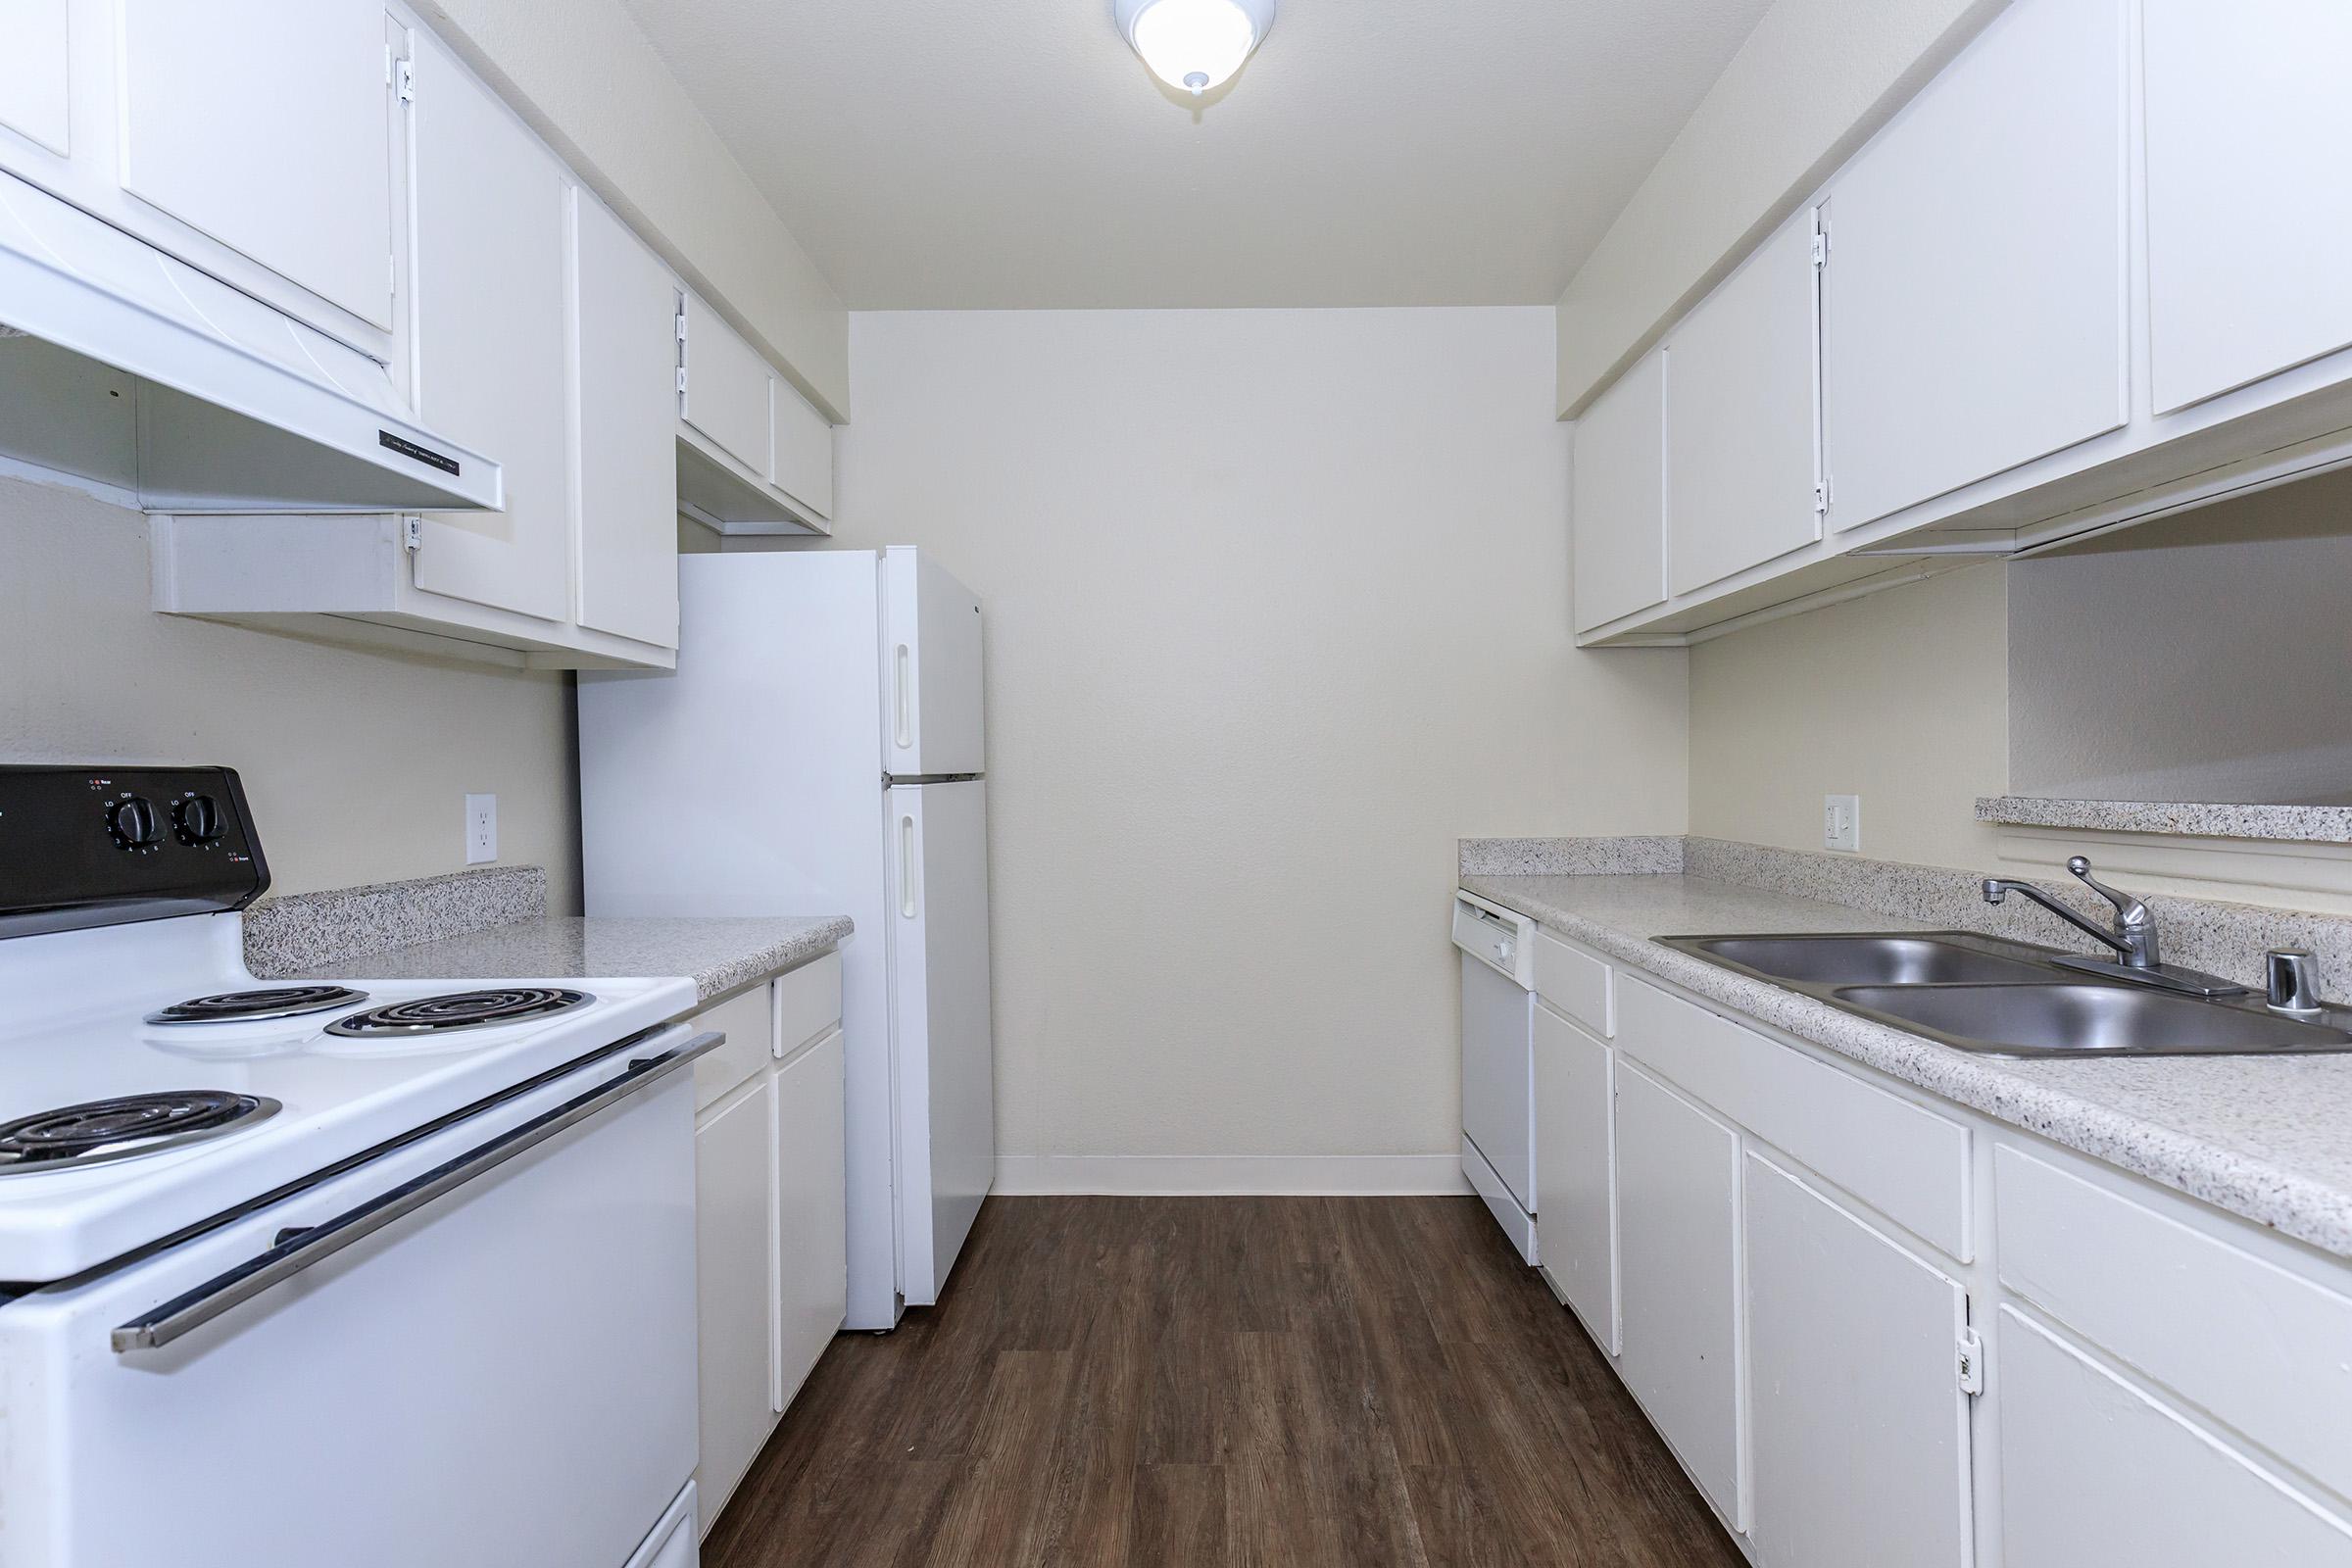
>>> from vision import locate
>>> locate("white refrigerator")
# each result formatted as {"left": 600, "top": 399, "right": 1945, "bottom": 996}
{"left": 578, "top": 547, "right": 994, "bottom": 1331}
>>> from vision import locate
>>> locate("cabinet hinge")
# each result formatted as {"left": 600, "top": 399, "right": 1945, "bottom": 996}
{"left": 394, "top": 57, "right": 416, "bottom": 104}
{"left": 675, "top": 366, "right": 689, "bottom": 397}
{"left": 1956, "top": 1329, "right": 1984, "bottom": 1397}
{"left": 1813, "top": 478, "right": 1831, "bottom": 515}
{"left": 674, "top": 311, "right": 689, "bottom": 345}
{"left": 1811, "top": 220, "right": 1829, "bottom": 270}
{"left": 401, "top": 515, "right": 423, "bottom": 554}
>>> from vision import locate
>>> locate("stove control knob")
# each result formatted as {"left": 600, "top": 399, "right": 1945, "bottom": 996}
{"left": 107, "top": 796, "right": 162, "bottom": 849}
{"left": 172, "top": 795, "right": 224, "bottom": 846}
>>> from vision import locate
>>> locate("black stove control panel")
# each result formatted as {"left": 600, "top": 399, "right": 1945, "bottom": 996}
{"left": 0, "top": 766, "right": 270, "bottom": 938}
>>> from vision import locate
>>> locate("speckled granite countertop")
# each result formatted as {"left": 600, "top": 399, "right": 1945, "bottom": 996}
{"left": 1978, "top": 795, "right": 2352, "bottom": 845}
{"left": 295, "top": 914, "right": 854, "bottom": 1005}
{"left": 1462, "top": 871, "right": 2352, "bottom": 1261}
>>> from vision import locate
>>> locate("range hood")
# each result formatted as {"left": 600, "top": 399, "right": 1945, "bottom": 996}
{"left": 0, "top": 170, "right": 499, "bottom": 514}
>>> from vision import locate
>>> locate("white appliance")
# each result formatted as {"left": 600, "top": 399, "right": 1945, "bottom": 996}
{"left": 0, "top": 764, "right": 710, "bottom": 1568}
{"left": 0, "top": 172, "right": 500, "bottom": 513}
{"left": 1454, "top": 889, "right": 1539, "bottom": 1263}
{"left": 579, "top": 547, "right": 994, "bottom": 1332}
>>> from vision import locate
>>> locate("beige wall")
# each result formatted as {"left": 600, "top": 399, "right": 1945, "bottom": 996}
{"left": 2012, "top": 470, "right": 2352, "bottom": 806}
{"left": 1555, "top": 0, "right": 2002, "bottom": 415}
{"left": 418, "top": 0, "right": 850, "bottom": 417}
{"left": 1689, "top": 563, "right": 2007, "bottom": 868}
{"left": 0, "top": 475, "right": 580, "bottom": 905}
{"left": 828, "top": 308, "right": 1689, "bottom": 1180}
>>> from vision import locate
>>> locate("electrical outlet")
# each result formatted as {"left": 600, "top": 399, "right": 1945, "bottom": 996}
{"left": 465, "top": 793, "right": 498, "bottom": 865}
{"left": 1823, "top": 794, "right": 1861, "bottom": 854}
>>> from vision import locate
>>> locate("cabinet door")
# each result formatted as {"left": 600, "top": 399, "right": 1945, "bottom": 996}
{"left": 1746, "top": 1153, "right": 1970, "bottom": 1568}
{"left": 1534, "top": 1001, "right": 1615, "bottom": 1351}
{"left": 409, "top": 33, "right": 570, "bottom": 622}
{"left": 2144, "top": 1, "right": 2352, "bottom": 413}
{"left": 1997, "top": 1307, "right": 2352, "bottom": 1567}
{"left": 116, "top": 0, "right": 394, "bottom": 330}
{"left": 770, "top": 374, "right": 834, "bottom": 523}
{"left": 681, "top": 293, "right": 772, "bottom": 475}
{"left": 1665, "top": 211, "right": 1821, "bottom": 595}
{"left": 1570, "top": 350, "right": 1666, "bottom": 632}
{"left": 0, "top": 0, "right": 70, "bottom": 156}
{"left": 773, "top": 1029, "right": 847, "bottom": 1413}
{"left": 695, "top": 1077, "right": 779, "bottom": 1518}
{"left": 574, "top": 195, "right": 680, "bottom": 648}
{"left": 1820, "top": 0, "right": 2126, "bottom": 530}
{"left": 1614, "top": 1060, "right": 1742, "bottom": 1530}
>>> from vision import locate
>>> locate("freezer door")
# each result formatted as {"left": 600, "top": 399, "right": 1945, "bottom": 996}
{"left": 887, "top": 780, "right": 995, "bottom": 1303}
{"left": 881, "top": 546, "right": 986, "bottom": 778}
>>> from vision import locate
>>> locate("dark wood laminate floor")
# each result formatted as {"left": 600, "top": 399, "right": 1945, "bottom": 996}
{"left": 705, "top": 1197, "right": 1745, "bottom": 1568}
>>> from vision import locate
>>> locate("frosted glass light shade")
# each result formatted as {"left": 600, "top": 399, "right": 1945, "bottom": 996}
{"left": 1115, "top": 0, "right": 1276, "bottom": 97}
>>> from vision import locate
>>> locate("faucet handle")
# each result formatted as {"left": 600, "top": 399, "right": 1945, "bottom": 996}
{"left": 2066, "top": 856, "right": 2150, "bottom": 927}
{"left": 2267, "top": 949, "right": 2326, "bottom": 1018}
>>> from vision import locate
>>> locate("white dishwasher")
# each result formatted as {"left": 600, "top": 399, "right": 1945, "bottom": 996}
{"left": 1453, "top": 890, "right": 1539, "bottom": 1263}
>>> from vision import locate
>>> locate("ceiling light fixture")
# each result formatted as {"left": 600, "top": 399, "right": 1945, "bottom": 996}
{"left": 1114, "top": 0, "right": 1276, "bottom": 98}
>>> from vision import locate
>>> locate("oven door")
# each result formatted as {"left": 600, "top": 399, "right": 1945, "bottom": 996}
{"left": 0, "top": 1025, "right": 712, "bottom": 1568}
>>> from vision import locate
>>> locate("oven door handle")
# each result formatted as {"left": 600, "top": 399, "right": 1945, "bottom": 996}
{"left": 110, "top": 1027, "right": 725, "bottom": 1355}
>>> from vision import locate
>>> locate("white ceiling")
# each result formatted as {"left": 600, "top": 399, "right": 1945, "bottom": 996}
{"left": 617, "top": 0, "right": 1775, "bottom": 310}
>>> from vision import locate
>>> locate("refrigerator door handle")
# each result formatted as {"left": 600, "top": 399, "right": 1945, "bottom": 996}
{"left": 894, "top": 644, "right": 912, "bottom": 751}
{"left": 900, "top": 812, "right": 919, "bottom": 918}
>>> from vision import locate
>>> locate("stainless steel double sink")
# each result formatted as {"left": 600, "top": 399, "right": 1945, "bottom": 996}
{"left": 1658, "top": 932, "right": 2352, "bottom": 1058}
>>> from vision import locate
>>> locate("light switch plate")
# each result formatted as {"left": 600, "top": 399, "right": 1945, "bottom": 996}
{"left": 1823, "top": 794, "right": 1861, "bottom": 854}
{"left": 465, "top": 793, "right": 498, "bottom": 864}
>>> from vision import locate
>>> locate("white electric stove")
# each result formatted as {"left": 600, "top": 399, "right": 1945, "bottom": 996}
{"left": 0, "top": 765, "right": 713, "bottom": 1568}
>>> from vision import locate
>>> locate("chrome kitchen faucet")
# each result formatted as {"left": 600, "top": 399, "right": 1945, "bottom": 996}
{"left": 1982, "top": 856, "right": 2249, "bottom": 998}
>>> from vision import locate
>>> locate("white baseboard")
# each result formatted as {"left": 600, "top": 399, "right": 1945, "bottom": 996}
{"left": 992, "top": 1152, "right": 1473, "bottom": 1197}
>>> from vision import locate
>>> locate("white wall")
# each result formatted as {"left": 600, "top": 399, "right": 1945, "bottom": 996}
{"left": 0, "top": 476, "right": 579, "bottom": 903}
{"left": 829, "top": 308, "right": 1689, "bottom": 1190}
{"left": 1689, "top": 563, "right": 2008, "bottom": 868}
{"left": 418, "top": 0, "right": 850, "bottom": 416}
{"left": 1554, "top": 0, "right": 2002, "bottom": 415}
{"left": 2012, "top": 470, "right": 2352, "bottom": 806}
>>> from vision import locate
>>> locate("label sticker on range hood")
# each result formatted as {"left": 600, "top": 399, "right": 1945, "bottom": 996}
{"left": 378, "top": 431, "right": 461, "bottom": 476}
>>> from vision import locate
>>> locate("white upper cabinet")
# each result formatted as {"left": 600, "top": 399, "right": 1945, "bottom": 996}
{"left": 2143, "top": 0, "right": 2352, "bottom": 414}
{"left": 1571, "top": 350, "right": 1666, "bottom": 632}
{"left": 0, "top": 0, "right": 71, "bottom": 155}
{"left": 680, "top": 294, "right": 772, "bottom": 476}
{"left": 1664, "top": 211, "right": 1822, "bottom": 595}
{"left": 1820, "top": 0, "right": 2127, "bottom": 532}
{"left": 770, "top": 375, "right": 835, "bottom": 524}
{"left": 407, "top": 27, "right": 570, "bottom": 623}
{"left": 676, "top": 290, "right": 833, "bottom": 535}
{"left": 1745, "top": 1153, "right": 1971, "bottom": 1568}
{"left": 116, "top": 0, "right": 395, "bottom": 333}
{"left": 575, "top": 195, "right": 681, "bottom": 650}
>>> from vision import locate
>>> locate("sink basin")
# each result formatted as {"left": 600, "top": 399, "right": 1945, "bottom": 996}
{"left": 1677, "top": 934, "right": 2059, "bottom": 988}
{"left": 1833, "top": 983, "right": 2352, "bottom": 1058}
{"left": 1659, "top": 929, "right": 2352, "bottom": 1057}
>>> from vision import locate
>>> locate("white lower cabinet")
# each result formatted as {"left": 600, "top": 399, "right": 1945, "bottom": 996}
{"left": 1532, "top": 1000, "right": 1614, "bottom": 1351}
{"left": 1613, "top": 1060, "right": 1743, "bottom": 1532}
{"left": 687, "top": 957, "right": 848, "bottom": 1537}
{"left": 773, "top": 1028, "right": 848, "bottom": 1413}
{"left": 1744, "top": 1152, "right": 1970, "bottom": 1568}
{"left": 1511, "top": 919, "right": 2352, "bottom": 1564}
{"left": 1996, "top": 1307, "right": 2352, "bottom": 1567}
{"left": 694, "top": 1072, "right": 778, "bottom": 1517}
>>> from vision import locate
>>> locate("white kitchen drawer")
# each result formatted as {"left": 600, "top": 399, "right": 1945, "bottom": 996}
{"left": 1533, "top": 929, "right": 1612, "bottom": 1039}
{"left": 691, "top": 983, "right": 776, "bottom": 1112}
{"left": 774, "top": 951, "right": 843, "bottom": 1062}
{"left": 1615, "top": 974, "right": 1970, "bottom": 1258}
{"left": 1996, "top": 1141, "right": 2352, "bottom": 1500}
